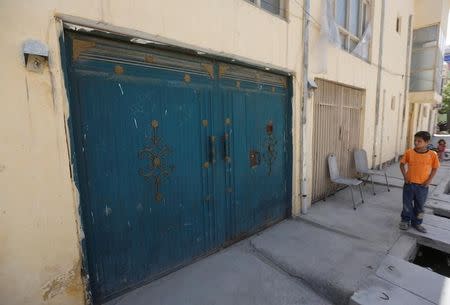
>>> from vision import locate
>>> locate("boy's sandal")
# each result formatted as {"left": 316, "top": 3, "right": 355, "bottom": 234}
{"left": 412, "top": 224, "right": 427, "bottom": 233}
{"left": 399, "top": 222, "right": 409, "bottom": 230}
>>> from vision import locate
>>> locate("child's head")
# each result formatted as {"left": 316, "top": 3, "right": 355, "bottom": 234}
{"left": 414, "top": 131, "right": 431, "bottom": 150}
{"left": 438, "top": 139, "right": 446, "bottom": 146}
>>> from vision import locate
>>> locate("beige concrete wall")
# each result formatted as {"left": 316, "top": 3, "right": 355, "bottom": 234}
{"left": 0, "top": 1, "right": 304, "bottom": 304}
{"left": 377, "top": 0, "right": 415, "bottom": 161}
{"left": 414, "top": 0, "right": 444, "bottom": 28}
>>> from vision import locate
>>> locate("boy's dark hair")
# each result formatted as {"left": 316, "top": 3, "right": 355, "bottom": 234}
{"left": 439, "top": 139, "right": 446, "bottom": 144}
{"left": 414, "top": 131, "right": 431, "bottom": 142}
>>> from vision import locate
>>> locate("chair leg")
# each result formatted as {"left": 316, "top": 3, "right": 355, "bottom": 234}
{"left": 324, "top": 184, "right": 329, "bottom": 201}
{"left": 359, "top": 184, "right": 365, "bottom": 204}
{"left": 385, "top": 172, "right": 391, "bottom": 192}
{"left": 324, "top": 183, "right": 332, "bottom": 201}
{"left": 370, "top": 174, "right": 376, "bottom": 195}
{"left": 350, "top": 186, "right": 356, "bottom": 210}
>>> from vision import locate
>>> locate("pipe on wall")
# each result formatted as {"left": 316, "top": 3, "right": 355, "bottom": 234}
{"left": 372, "top": 0, "right": 386, "bottom": 168}
{"left": 400, "top": 15, "right": 413, "bottom": 155}
{"left": 300, "top": 0, "right": 311, "bottom": 214}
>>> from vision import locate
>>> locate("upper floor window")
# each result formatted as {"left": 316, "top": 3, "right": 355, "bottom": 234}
{"left": 334, "top": 0, "right": 371, "bottom": 53}
{"left": 410, "top": 24, "right": 443, "bottom": 93}
{"left": 246, "top": 0, "right": 287, "bottom": 18}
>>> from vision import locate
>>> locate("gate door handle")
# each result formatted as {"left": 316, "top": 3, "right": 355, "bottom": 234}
{"left": 209, "top": 136, "right": 216, "bottom": 164}
{"left": 224, "top": 132, "right": 231, "bottom": 162}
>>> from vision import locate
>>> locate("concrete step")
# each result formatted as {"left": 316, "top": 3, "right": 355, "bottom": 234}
{"left": 423, "top": 214, "right": 450, "bottom": 231}
{"left": 250, "top": 220, "right": 385, "bottom": 305}
{"left": 406, "top": 214, "right": 450, "bottom": 253}
{"left": 429, "top": 179, "right": 450, "bottom": 202}
{"left": 351, "top": 255, "right": 449, "bottom": 305}
{"left": 388, "top": 235, "right": 417, "bottom": 260}
{"left": 425, "top": 200, "right": 450, "bottom": 218}
{"left": 376, "top": 255, "right": 447, "bottom": 304}
{"left": 350, "top": 275, "right": 434, "bottom": 305}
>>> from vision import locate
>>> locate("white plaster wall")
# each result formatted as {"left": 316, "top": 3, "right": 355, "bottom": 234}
{"left": 0, "top": 1, "right": 304, "bottom": 304}
{"left": 414, "top": 0, "right": 444, "bottom": 28}
{"left": 378, "top": 0, "right": 414, "bottom": 162}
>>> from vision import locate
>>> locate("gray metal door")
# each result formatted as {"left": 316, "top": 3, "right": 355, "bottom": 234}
{"left": 312, "top": 79, "right": 363, "bottom": 202}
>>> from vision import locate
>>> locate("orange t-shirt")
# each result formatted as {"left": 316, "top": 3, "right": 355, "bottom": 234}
{"left": 400, "top": 149, "right": 440, "bottom": 184}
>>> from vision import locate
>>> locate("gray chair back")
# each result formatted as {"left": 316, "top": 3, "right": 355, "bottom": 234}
{"left": 328, "top": 154, "right": 340, "bottom": 181}
{"left": 354, "top": 149, "right": 369, "bottom": 173}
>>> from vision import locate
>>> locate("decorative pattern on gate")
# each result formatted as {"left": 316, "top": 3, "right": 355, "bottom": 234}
{"left": 263, "top": 121, "right": 277, "bottom": 176}
{"left": 139, "top": 120, "right": 174, "bottom": 202}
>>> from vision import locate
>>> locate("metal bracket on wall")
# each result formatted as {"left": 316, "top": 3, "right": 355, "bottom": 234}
{"left": 139, "top": 120, "right": 174, "bottom": 202}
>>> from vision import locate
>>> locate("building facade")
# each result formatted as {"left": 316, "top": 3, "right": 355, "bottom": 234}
{"left": 0, "top": 1, "right": 304, "bottom": 305}
{"left": 307, "top": 0, "right": 448, "bottom": 202}
{"left": 408, "top": 0, "right": 449, "bottom": 138}
{"left": 0, "top": 1, "right": 448, "bottom": 305}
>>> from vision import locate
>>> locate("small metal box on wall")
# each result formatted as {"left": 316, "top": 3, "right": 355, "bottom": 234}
{"left": 23, "top": 39, "right": 48, "bottom": 73}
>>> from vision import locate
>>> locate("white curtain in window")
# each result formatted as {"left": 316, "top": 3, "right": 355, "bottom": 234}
{"left": 313, "top": 0, "right": 371, "bottom": 73}
{"left": 351, "top": 22, "right": 372, "bottom": 59}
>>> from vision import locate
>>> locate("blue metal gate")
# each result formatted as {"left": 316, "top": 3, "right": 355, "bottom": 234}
{"left": 63, "top": 32, "right": 291, "bottom": 303}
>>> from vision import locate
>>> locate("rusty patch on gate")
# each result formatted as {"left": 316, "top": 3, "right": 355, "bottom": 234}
{"left": 145, "top": 54, "right": 155, "bottom": 63}
{"left": 202, "top": 63, "right": 214, "bottom": 79}
{"left": 114, "top": 65, "right": 124, "bottom": 75}
{"left": 72, "top": 39, "right": 96, "bottom": 61}
{"left": 219, "top": 64, "right": 229, "bottom": 78}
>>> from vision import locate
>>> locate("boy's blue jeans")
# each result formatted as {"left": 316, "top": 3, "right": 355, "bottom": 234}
{"left": 401, "top": 183, "right": 429, "bottom": 225}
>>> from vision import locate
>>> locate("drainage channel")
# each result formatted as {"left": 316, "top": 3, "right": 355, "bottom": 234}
{"left": 412, "top": 244, "right": 450, "bottom": 277}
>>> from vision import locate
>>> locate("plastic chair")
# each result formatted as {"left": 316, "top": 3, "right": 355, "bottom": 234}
{"left": 354, "top": 149, "right": 390, "bottom": 195}
{"left": 327, "top": 154, "right": 364, "bottom": 210}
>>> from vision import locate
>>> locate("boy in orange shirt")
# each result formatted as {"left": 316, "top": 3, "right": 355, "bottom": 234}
{"left": 399, "top": 131, "right": 440, "bottom": 233}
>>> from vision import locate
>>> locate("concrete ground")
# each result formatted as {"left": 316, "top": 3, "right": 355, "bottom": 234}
{"left": 105, "top": 161, "right": 450, "bottom": 305}
{"left": 105, "top": 238, "right": 333, "bottom": 305}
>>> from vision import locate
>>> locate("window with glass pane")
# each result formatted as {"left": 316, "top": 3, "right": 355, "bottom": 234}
{"left": 410, "top": 25, "right": 441, "bottom": 92}
{"left": 336, "top": 0, "right": 347, "bottom": 27}
{"left": 410, "top": 70, "right": 434, "bottom": 91}
{"left": 349, "top": 0, "right": 360, "bottom": 36}
{"left": 411, "top": 48, "right": 437, "bottom": 71}
{"left": 261, "top": 0, "right": 280, "bottom": 15}
{"left": 333, "top": 0, "right": 371, "bottom": 60}
{"left": 412, "top": 25, "right": 439, "bottom": 47}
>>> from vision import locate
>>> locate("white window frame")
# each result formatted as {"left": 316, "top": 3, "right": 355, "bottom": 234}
{"left": 246, "top": 0, "right": 287, "bottom": 19}
{"left": 334, "top": 0, "right": 371, "bottom": 53}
